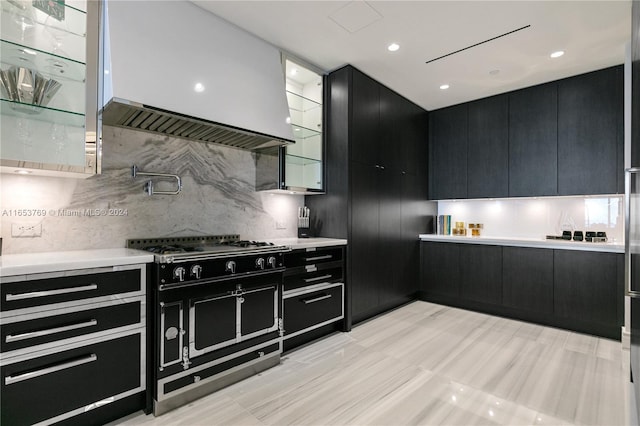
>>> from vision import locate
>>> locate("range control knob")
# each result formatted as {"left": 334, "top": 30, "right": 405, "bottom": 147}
{"left": 190, "top": 264, "right": 202, "bottom": 279}
{"left": 267, "top": 256, "right": 277, "bottom": 269}
{"left": 225, "top": 260, "right": 236, "bottom": 274}
{"left": 255, "top": 257, "right": 265, "bottom": 270}
{"left": 173, "top": 266, "right": 186, "bottom": 282}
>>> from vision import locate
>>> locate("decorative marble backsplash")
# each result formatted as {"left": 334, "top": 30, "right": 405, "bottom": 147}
{"left": 438, "top": 196, "right": 624, "bottom": 242}
{"left": 0, "top": 126, "right": 302, "bottom": 254}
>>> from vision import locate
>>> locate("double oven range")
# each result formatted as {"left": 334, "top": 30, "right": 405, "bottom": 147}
{"left": 127, "top": 235, "right": 289, "bottom": 415}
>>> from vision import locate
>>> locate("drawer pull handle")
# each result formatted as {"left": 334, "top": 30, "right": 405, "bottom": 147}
{"left": 303, "top": 255, "right": 333, "bottom": 262}
{"left": 303, "top": 274, "right": 332, "bottom": 284}
{"left": 302, "top": 294, "right": 332, "bottom": 304}
{"left": 5, "top": 354, "right": 98, "bottom": 385}
{"left": 6, "top": 319, "right": 98, "bottom": 343}
{"left": 6, "top": 284, "right": 98, "bottom": 301}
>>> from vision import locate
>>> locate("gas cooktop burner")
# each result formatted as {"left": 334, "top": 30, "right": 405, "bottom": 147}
{"left": 126, "top": 235, "right": 289, "bottom": 263}
{"left": 144, "top": 245, "right": 205, "bottom": 254}
{"left": 219, "top": 240, "right": 276, "bottom": 248}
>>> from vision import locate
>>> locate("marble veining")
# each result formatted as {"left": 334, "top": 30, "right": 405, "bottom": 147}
{"left": 114, "top": 301, "right": 628, "bottom": 426}
{"left": 1, "top": 126, "right": 302, "bottom": 254}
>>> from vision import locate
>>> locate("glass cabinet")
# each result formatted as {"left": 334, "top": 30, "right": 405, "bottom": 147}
{"left": 256, "top": 55, "right": 324, "bottom": 194}
{"left": 284, "top": 58, "right": 323, "bottom": 192}
{"left": 0, "top": 0, "right": 100, "bottom": 177}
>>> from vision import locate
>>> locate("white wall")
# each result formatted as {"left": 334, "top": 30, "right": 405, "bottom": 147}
{"left": 438, "top": 195, "right": 624, "bottom": 242}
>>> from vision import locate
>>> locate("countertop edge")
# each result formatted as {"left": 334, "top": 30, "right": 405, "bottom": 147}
{"left": 0, "top": 248, "right": 154, "bottom": 277}
{"left": 269, "top": 238, "right": 348, "bottom": 250}
{"left": 419, "top": 235, "right": 624, "bottom": 253}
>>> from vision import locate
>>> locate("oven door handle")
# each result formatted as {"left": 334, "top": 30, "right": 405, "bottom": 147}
{"left": 301, "top": 294, "right": 332, "bottom": 304}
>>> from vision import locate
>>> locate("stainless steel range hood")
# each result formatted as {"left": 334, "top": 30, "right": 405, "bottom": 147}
{"left": 101, "top": 0, "right": 294, "bottom": 150}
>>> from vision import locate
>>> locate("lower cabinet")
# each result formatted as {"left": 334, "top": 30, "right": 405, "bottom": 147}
{"left": 460, "top": 245, "right": 502, "bottom": 305}
{"left": 0, "top": 264, "right": 147, "bottom": 425}
{"left": 502, "top": 247, "right": 554, "bottom": 314}
{"left": 1, "top": 333, "right": 142, "bottom": 426}
{"left": 420, "top": 242, "right": 623, "bottom": 339}
{"left": 282, "top": 245, "right": 346, "bottom": 351}
{"left": 554, "top": 250, "right": 624, "bottom": 336}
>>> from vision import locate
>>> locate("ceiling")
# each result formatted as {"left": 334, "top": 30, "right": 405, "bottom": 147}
{"left": 192, "top": 1, "right": 630, "bottom": 111}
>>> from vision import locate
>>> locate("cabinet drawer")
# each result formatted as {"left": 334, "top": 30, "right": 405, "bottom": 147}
{"left": 284, "top": 247, "right": 343, "bottom": 268}
{"left": 284, "top": 284, "right": 344, "bottom": 337}
{"left": 284, "top": 266, "right": 343, "bottom": 292}
{"left": 1, "top": 269, "right": 141, "bottom": 313}
{"left": 1, "top": 301, "right": 142, "bottom": 353}
{"left": 1, "top": 333, "right": 142, "bottom": 426}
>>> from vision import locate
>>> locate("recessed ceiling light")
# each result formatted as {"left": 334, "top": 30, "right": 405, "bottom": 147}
{"left": 15, "top": 169, "right": 32, "bottom": 174}
{"left": 194, "top": 82, "right": 205, "bottom": 92}
{"left": 290, "top": 68, "right": 298, "bottom": 76}
{"left": 550, "top": 50, "right": 565, "bottom": 58}
{"left": 440, "top": 84, "right": 450, "bottom": 90}
{"left": 387, "top": 43, "right": 400, "bottom": 52}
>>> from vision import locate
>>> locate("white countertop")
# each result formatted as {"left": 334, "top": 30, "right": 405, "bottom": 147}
{"left": 269, "top": 238, "right": 347, "bottom": 250}
{"left": 419, "top": 234, "right": 624, "bottom": 253}
{"left": 0, "top": 248, "right": 154, "bottom": 277}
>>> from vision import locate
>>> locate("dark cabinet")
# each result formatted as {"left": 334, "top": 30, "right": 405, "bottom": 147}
{"left": 558, "top": 66, "right": 624, "bottom": 195}
{"left": 429, "top": 66, "right": 622, "bottom": 199}
{"left": 429, "top": 104, "right": 467, "bottom": 200}
{"left": 554, "top": 250, "right": 622, "bottom": 330}
{"left": 419, "top": 241, "right": 623, "bottom": 339}
{"left": 509, "top": 82, "right": 558, "bottom": 197}
{"left": 282, "top": 245, "right": 345, "bottom": 350}
{"left": 350, "top": 162, "right": 383, "bottom": 317}
{"left": 420, "top": 242, "right": 460, "bottom": 298}
{"left": 459, "top": 244, "right": 502, "bottom": 305}
{"left": 467, "top": 95, "right": 509, "bottom": 198}
{"left": 502, "top": 247, "right": 553, "bottom": 313}
{"left": 351, "top": 70, "right": 380, "bottom": 167}
{"left": 307, "top": 65, "right": 429, "bottom": 326}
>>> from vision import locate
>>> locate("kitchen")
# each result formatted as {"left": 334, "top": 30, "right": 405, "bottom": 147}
{"left": 0, "top": 0, "right": 636, "bottom": 425}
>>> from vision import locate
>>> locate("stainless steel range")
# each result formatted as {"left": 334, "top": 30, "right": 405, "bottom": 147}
{"left": 127, "top": 235, "right": 289, "bottom": 416}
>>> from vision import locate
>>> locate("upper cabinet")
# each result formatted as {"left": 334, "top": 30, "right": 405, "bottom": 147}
{"left": 256, "top": 56, "right": 325, "bottom": 194}
{"left": 0, "top": 0, "right": 100, "bottom": 177}
{"left": 429, "top": 104, "right": 467, "bottom": 200}
{"left": 428, "top": 65, "right": 623, "bottom": 200}
{"left": 283, "top": 57, "right": 324, "bottom": 192}
{"left": 467, "top": 95, "right": 508, "bottom": 199}
{"left": 557, "top": 66, "right": 624, "bottom": 195}
{"left": 508, "top": 82, "right": 558, "bottom": 197}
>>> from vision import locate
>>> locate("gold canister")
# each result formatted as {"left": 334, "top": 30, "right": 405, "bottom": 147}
{"left": 468, "top": 223, "right": 483, "bottom": 237}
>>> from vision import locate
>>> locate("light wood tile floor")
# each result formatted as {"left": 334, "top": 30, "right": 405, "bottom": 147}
{"left": 116, "top": 301, "right": 629, "bottom": 425}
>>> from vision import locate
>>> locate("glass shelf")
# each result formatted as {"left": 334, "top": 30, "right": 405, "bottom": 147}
{"left": 291, "top": 123, "right": 321, "bottom": 139}
{"left": 1, "top": 39, "right": 86, "bottom": 82}
{"left": 286, "top": 153, "right": 322, "bottom": 166}
{"left": 286, "top": 90, "right": 321, "bottom": 113}
{"left": 0, "top": 98, "right": 85, "bottom": 127}
{"left": 1, "top": 0, "right": 87, "bottom": 63}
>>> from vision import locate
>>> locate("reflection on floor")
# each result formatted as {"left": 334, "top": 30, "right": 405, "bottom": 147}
{"left": 116, "top": 301, "right": 629, "bottom": 425}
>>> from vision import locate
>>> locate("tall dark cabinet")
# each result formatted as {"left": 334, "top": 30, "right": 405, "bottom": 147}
{"left": 508, "top": 82, "right": 558, "bottom": 197}
{"left": 558, "top": 66, "right": 624, "bottom": 195}
{"left": 306, "top": 65, "right": 429, "bottom": 325}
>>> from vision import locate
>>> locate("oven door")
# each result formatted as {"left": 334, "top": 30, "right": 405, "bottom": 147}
{"left": 188, "top": 272, "right": 281, "bottom": 358}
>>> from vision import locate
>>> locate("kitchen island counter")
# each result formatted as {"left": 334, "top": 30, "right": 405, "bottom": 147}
{"left": 419, "top": 234, "right": 624, "bottom": 253}
{"left": 0, "top": 248, "right": 153, "bottom": 277}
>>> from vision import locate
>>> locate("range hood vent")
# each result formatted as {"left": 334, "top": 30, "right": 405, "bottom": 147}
{"left": 102, "top": 99, "right": 291, "bottom": 150}
{"left": 102, "top": 0, "right": 295, "bottom": 152}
